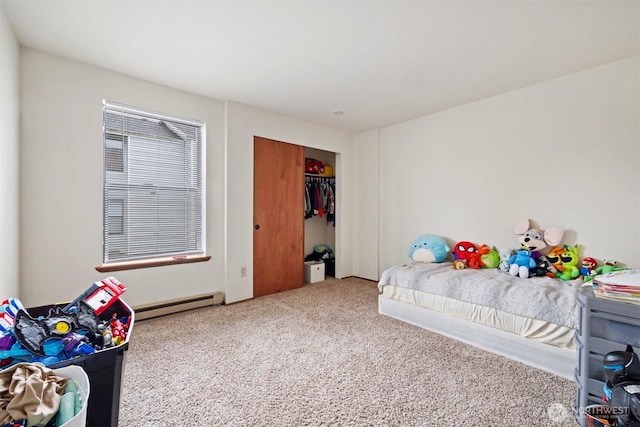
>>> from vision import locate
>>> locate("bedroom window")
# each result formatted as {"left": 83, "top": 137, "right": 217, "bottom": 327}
{"left": 97, "top": 101, "right": 209, "bottom": 272}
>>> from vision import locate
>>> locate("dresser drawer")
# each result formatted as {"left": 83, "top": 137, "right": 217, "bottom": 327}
{"left": 586, "top": 377, "right": 606, "bottom": 405}
{"left": 589, "top": 310, "right": 640, "bottom": 347}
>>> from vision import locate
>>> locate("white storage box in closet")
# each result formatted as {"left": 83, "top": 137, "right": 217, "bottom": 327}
{"left": 304, "top": 261, "right": 325, "bottom": 283}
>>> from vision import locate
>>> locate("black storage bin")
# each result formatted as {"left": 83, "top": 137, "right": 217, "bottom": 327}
{"left": 324, "top": 259, "right": 335, "bottom": 277}
{"left": 28, "top": 298, "right": 134, "bottom": 427}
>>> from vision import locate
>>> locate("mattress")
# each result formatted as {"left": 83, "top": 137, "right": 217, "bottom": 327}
{"left": 381, "top": 285, "right": 576, "bottom": 349}
{"left": 378, "top": 262, "right": 585, "bottom": 350}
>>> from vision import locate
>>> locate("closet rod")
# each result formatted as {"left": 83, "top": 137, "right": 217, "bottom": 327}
{"left": 305, "top": 175, "right": 335, "bottom": 183}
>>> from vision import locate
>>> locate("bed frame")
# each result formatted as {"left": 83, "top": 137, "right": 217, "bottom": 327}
{"left": 378, "top": 294, "right": 576, "bottom": 380}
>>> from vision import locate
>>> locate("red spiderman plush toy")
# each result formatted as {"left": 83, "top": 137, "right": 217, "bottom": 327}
{"left": 453, "top": 241, "right": 478, "bottom": 261}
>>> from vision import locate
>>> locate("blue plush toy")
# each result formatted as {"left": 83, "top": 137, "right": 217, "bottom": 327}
{"left": 409, "top": 234, "right": 450, "bottom": 263}
{"left": 508, "top": 248, "right": 537, "bottom": 278}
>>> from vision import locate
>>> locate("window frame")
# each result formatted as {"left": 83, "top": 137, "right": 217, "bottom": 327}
{"left": 96, "top": 101, "right": 209, "bottom": 272}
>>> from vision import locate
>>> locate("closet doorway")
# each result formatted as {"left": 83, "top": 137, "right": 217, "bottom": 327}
{"left": 303, "top": 147, "right": 336, "bottom": 267}
{"left": 253, "top": 136, "right": 304, "bottom": 297}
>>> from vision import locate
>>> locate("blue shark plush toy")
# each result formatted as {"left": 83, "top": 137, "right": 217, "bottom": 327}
{"left": 409, "top": 234, "right": 451, "bottom": 263}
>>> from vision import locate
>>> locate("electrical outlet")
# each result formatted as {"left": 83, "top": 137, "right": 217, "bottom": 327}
{"left": 241, "top": 266, "right": 247, "bottom": 277}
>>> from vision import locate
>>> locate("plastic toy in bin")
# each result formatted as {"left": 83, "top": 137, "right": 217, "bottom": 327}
{"left": 13, "top": 301, "right": 100, "bottom": 356}
{"left": 109, "top": 313, "right": 130, "bottom": 346}
{"left": 0, "top": 299, "right": 25, "bottom": 334}
{"left": 63, "top": 277, "right": 127, "bottom": 315}
{"left": 0, "top": 277, "right": 131, "bottom": 369}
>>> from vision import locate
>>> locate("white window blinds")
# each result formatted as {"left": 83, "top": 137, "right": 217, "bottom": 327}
{"left": 102, "top": 101, "right": 205, "bottom": 263}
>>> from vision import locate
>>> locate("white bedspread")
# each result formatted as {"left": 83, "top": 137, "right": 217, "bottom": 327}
{"left": 378, "top": 262, "right": 583, "bottom": 328}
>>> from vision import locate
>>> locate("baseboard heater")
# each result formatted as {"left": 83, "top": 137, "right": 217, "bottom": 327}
{"left": 133, "top": 291, "right": 224, "bottom": 321}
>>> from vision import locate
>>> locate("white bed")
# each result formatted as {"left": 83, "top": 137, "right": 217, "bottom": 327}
{"left": 377, "top": 262, "right": 585, "bottom": 379}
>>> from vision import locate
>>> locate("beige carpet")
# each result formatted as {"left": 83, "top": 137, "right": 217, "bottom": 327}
{"left": 119, "top": 277, "right": 577, "bottom": 426}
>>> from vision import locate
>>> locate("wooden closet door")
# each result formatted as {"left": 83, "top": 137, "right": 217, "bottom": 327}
{"left": 253, "top": 136, "right": 304, "bottom": 297}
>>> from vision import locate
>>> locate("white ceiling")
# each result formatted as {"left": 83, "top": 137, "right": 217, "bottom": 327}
{"left": 3, "top": 0, "right": 639, "bottom": 134}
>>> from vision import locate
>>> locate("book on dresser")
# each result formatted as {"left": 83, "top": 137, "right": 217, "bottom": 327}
{"left": 592, "top": 269, "right": 640, "bottom": 305}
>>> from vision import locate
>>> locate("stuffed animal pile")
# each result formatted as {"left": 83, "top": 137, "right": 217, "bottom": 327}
{"left": 508, "top": 219, "right": 563, "bottom": 278}
{"left": 450, "top": 241, "right": 499, "bottom": 270}
{"left": 409, "top": 218, "right": 626, "bottom": 281}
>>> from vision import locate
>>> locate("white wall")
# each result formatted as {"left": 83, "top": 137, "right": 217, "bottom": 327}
{"left": 352, "top": 129, "right": 380, "bottom": 281}
{"left": 19, "top": 48, "right": 226, "bottom": 308}
{"left": 225, "top": 101, "right": 352, "bottom": 303}
{"left": 354, "top": 56, "right": 640, "bottom": 277}
{"left": 17, "top": 49, "right": 354, "bottom": 308}
{"left": 0, "top": 4, "right": 20, "bottom": 298}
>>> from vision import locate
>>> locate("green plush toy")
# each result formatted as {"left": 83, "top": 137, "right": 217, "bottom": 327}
{"left": 547, "top": 244, "right": 581, "bottom": 281}
{"left": 480, "top": 246, "right": 500, "bottom": 268}
{"left": 584, "top": 259, "right": 628, "bottom": 282}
